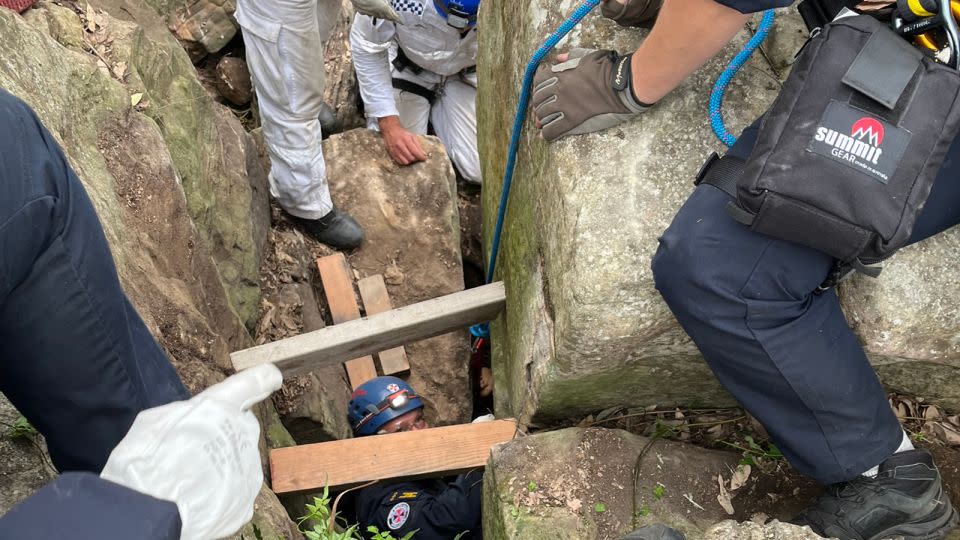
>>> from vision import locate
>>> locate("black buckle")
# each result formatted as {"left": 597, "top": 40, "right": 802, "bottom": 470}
{"left": 694, "top": 152, "right": 720, "bottom": 186}
{"left": 814, "top": 261, "right": 855, "bottom": 294}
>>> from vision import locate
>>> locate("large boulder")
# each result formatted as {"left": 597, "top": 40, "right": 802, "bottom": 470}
{"left": 0, "top": 5, "right": 295, "bottom": 535}
{"left": 479, "top": 4, "right": 960, "bottom": 423}
{"left": 319, "top": 128, "right": 472, "bottom": 427}
{"left": 483, "top": 427, "right": 822, "bottom": 540}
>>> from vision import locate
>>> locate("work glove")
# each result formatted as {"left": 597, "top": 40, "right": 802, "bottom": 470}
{"left": 532, "top": 49, "right": 652, "bottom": 142}
{"left": 601, "top": 0, "right": 663, "bottom": 28}
{"left": 100, "top": 364, "right": 283, "bottom": 540}
{"left": 351, "top": 0, "right": 402, "bottom": 23}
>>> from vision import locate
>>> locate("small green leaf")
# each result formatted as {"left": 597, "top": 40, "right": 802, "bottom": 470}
{"left": 638, "top": 505, "right": 650, "bottom": 517}
{"left": 653, "top": 485, "right": 665, "bottom": 499}
{"left": 527, "top": 480, "right": 538, "bottom": 492}
{"left": 130, "top": 92, "right": 143, "bottom": 107}
{"left": 594, "top": 502, "right": 606, "bottom": 513}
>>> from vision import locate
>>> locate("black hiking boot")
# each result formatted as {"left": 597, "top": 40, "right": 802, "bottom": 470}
{"left": 791, "top": 449, "right": 959, "bottom": 540}
{"left": 616, "top": 524, "right": 686, "bottom": 540}
{"left": 290, "top": 206, "right": 363, "bottom": 250}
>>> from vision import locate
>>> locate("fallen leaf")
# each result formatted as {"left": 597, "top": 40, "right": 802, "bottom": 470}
{"left": 924, "top": 405, "right": 942, "bottom": 421}
{"left": 928, "top": 422, "right": 960, "bottom": 445}
{"left": 895, "top": 402, "right": 909, "bottom": 420}
{"left": 565, "top": 498, "right": 582, "bottom": 512}
{"left": 257, "top": 305, "right": 276, "bottom": 335}
{"left": 751, "top": 512, "right": 769, "bottom": 524}
{"left": 130, "top": 92, "right": 143, "bottom": 107}
{"left": 717, "top": 474, "right": 734, "bottom": 515}
{"left": 112, "top": 61, "right": 127, "bottom": 80}
{"left": 729, "top": 464, "right": 751, "bottom": 491}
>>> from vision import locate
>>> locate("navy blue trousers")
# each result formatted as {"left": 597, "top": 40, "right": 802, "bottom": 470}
{"left": 652, "top": 121, "right": 960, "bottom": 485}
{"left": 0, "top": 90, "right": 189, "bottom": 474}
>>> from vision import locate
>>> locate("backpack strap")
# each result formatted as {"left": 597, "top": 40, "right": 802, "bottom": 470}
{"left": 797, "top": 0, "right": 860, "bottom": 32}
{"left": 693, "top": 151, "right": 744, "bottom": 198}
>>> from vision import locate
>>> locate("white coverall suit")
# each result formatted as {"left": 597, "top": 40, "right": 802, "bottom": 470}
{"left": 350, "top": 1, "right": 481, "bottom": 183}
{"left": 234, "top": 0, "right": 344, "bottom": 219}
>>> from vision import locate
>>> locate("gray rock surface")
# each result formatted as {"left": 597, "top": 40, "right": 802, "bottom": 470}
{"left": 0, "top": 5, "right": 295, "bottom": 535}
{"left": 703, "top": 520, "right": 830, "bottom": 540}
{"left": 483, "top": 427, "right": 779, "bottom": 540}
{"left": 0, "top": 395, "right": 55, "bottom": 517}
{"left": 478, "top": 3, "right": 960, "bottom": 423}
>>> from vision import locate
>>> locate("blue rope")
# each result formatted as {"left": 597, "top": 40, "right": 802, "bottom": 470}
{"left": 471, "top": 0, "right": 601, "bottom": 339}
{"left": 709, "top": 9, "right": 775, "bottom": 147}
{"left": 472, "top": 4, "right": 773, "bottom": 339}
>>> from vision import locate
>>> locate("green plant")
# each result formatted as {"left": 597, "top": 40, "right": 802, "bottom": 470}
{"left": 594, "top": 502, "right": 606, "bottom": 513}
{"left": 526, "top": 481, "right": 538, "bottom": 492}
{"left": 6, "top": 416, "right": 37, "bottom": 440}
{"left": 366, "top": 526, "right": 416, "bottom": 540}
{"left": 652, "top": 485, "right": 665, "bottom": 499}
{"left": 722, "top": 434, "right": 784, "bottom": 464}
{"left": 298, "top": 486, "right": 360, "bottom": 540}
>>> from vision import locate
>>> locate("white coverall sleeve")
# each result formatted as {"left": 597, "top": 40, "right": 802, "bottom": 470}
{"left": 350, "top": 14, "right": 401, "bottom": 120}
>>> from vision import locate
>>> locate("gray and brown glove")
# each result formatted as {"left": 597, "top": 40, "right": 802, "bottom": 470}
{"left": 533, "top": 49, "right": 652, "bottom": 142}
{"left": 601, "top": 0, "right": 663, "bottom": 28}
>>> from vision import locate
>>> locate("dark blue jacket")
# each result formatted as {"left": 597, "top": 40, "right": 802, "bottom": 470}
{"left": 0, "top": 473, "right": 181, "bottom": 539}
{"left": 356, "top": 472, "right": 483, "bottom": 539}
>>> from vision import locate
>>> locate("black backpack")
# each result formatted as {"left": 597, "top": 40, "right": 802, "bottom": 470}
{"left": 700, "top": 14, "right": 960, "bottom": 278}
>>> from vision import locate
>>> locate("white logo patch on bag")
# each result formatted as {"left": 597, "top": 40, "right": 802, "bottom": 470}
{"left": 387, "top": 502, "right": 411, "bottom": 530}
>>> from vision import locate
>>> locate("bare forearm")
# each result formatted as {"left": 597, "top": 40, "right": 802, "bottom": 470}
{"left": 630, "top": 0, "right": 751, "bottom": 104}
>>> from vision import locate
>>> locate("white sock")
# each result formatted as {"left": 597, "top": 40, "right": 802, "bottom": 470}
{"left": 862, "top": 430, "right": 915, "bottom": 478}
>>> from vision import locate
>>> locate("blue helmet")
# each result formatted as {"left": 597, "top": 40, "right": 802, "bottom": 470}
{"left": 348, "top": 376, "right": 424, "bottom": 436}
{"left": 433, "top": 0, "right": 479, "bottom": 29}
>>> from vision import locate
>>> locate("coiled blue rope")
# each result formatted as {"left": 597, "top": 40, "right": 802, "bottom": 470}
{"left": 709, "top": 9, "right": 775, "bottom": 147}
{"left": 470, "top": 0, "right": 601, "bottom": 339}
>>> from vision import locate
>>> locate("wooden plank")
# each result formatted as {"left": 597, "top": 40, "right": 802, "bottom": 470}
{"left": 231, "top": 282, "right": 506, "bottom": 378}
{"left": 316, "top": 254, "right": 377, "bottom": 389}
{"left": 270, "top": 419, "right": 517, "bottom": 493}
{"left": 358, "top": 275, "right": 410, "bottom": 375}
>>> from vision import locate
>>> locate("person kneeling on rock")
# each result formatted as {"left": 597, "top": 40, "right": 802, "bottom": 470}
{"left": 534, "top": 1, "right": 959, "bottom": 539}
{"left": 349, "top": 376, "right": 483, "bottom": 539}
{"left": 0, "top": 89, "right": 281, "bottom": 539}
{"left": 350, "top": 0, "right": 482, "bottom": 185}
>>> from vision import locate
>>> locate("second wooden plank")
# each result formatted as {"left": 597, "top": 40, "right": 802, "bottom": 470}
{"left": 358, "top": 275, "right": 410, "bottom": 375}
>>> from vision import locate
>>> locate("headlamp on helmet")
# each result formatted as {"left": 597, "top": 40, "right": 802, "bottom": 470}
{"left": 433, "top": 0, "right": 479, "bottom": 30}
{"left": 347, "top": 376, "right": 424, "bottom": 436}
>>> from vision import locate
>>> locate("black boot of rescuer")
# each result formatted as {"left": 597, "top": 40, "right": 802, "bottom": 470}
{"left": 290, "top": 206, "right": 364, "bottom": 250}
{"left": 791, "top": 449, "right": 959, "bottom": 540}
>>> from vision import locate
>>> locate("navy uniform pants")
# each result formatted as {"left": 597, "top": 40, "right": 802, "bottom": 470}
{"left": 652, "top": 120, "right": 960, "bottom": 485}
{"left": 0, "top": 90, "right": 189, "bottom": 474}
{"left": 0, "top": 90, "right": 187, "bottom": 536}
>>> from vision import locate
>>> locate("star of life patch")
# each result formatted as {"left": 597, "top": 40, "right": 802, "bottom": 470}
{"left": 387, "top": 502, "right": 411, "bottom": 530}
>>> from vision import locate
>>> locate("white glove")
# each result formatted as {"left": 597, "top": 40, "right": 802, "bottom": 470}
{"left": 101, "top": 365, "right": 283, "bottom": 540}
{"left": 351, "top": 0, "right": 402, "bottom": 23}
